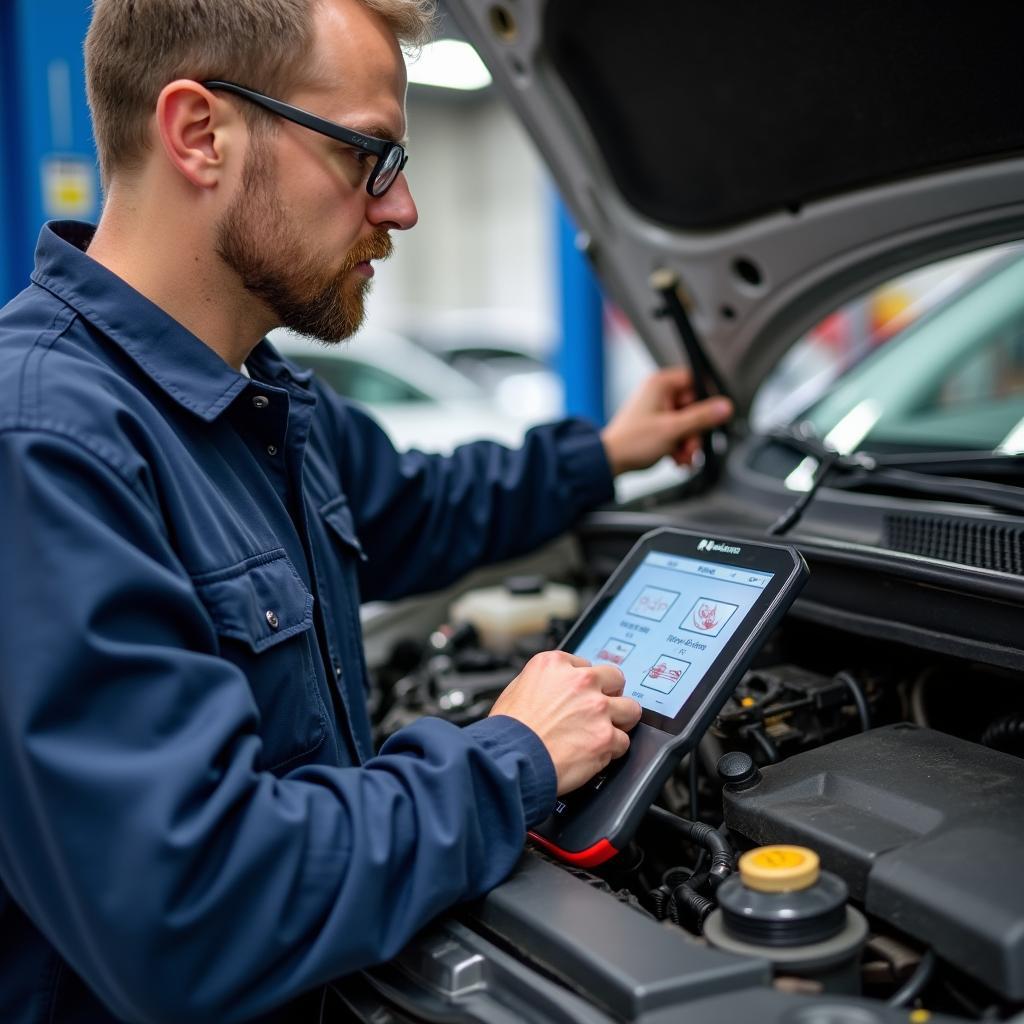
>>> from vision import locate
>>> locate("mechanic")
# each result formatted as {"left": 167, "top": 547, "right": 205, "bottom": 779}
{"left": 0, "top": 0, "right": 733, "bottom": 1020}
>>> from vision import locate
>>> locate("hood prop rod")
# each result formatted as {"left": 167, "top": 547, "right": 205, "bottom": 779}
{"left": 651, "top": 269, "right": 733, "bottom": 482}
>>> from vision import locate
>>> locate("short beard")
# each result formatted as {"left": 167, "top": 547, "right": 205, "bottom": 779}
{"left": 216, "top": 140, "right": 393, "bottom": 343}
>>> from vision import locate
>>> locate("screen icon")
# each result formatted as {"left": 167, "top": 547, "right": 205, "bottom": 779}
{"left": 596, "top": 638, "right": 635, "bottom": 666}
{"left": 641, "top": 654, "right": 691, "bottom": 695}
{"left": 628, "top": 586, "right": 680, "bottom": 622}
{"left": 681, "top": 598, "right": 739, "bottom": 638}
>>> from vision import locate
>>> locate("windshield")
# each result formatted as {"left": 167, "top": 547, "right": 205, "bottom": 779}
{"left": 751, "top": 242, "right": 1024, "bottom": 456}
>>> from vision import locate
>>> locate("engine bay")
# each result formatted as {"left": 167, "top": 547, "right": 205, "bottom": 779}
{"left": 362, "top": 539, "right": 1024, "bottom": 1021}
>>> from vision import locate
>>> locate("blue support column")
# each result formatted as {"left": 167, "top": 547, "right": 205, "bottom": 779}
{"left": 0, "top": 1, "right": 99, "bottom": 302}
{"left": 0, "top": 1, "right": 23, "bottom": 301}
{"left": 555, "top": 196, "right": 605, "bottom": 425}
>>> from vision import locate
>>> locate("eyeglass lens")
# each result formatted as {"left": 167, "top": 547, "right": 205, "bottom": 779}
{"left": 372, "top": 147, "right": 404, "bottom": 196}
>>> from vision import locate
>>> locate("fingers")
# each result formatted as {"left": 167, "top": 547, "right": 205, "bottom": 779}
{"left": 672, "top": 434, "right": 703, "bottom": 466}
{"left": 641, "top": 367, "right": 696, "bottom": 413}
{"left": 647, "top": 369, "right": 731, "bottom": 431}
{"left": 610, "top": 728, "right": 631, "bottom": 759}
{"left": 562, "top": 652, "right": 592, "bottom": 669}
{"left": 666, "top": 395, "right": 732, "bottom": 440}
{"left": 608, "top": 695, "right": 642, "bottom": 729}
{"left": 593, "top": 664, "right": 626, "bottom": 696}
{"left": 601, "top": 367, "right": 733, "bottom": 476}
{"left": 648, "top": 366, "right": 694, "bottom": 396}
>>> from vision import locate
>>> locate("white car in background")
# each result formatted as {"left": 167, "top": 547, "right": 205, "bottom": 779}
{"left": 400, "top": 307, "right": 565, "bottom": 423}
{"left": 269, "top": 327, "right": 547, "bottom": 453}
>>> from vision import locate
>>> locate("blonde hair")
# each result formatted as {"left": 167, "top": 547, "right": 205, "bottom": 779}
{"left": 85, "top": 0, "right": 435, "bottom": 185}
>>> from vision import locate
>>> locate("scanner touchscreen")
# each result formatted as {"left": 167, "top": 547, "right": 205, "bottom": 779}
{"left": 571, "top": 550, "right": 775, "bottom": 721}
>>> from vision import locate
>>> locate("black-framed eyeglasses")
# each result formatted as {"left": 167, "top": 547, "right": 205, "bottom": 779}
{"left": 202, "top": 80, "right": 408, "bottom": 197}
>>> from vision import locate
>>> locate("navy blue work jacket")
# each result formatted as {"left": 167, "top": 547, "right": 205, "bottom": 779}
{"left": 0, "top": 222, "right": 614, "bottom": 1023}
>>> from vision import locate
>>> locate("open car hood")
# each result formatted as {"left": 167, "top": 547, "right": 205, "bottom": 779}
{"left": 443, "top": 0, "right": 1024, "bottom": 407}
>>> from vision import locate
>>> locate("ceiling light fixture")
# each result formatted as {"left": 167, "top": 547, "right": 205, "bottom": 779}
{"left": 406, "top": 39, "right": 493, "bottom": 91}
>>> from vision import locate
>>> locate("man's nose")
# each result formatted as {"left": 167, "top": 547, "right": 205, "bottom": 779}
{"left": 367, "top": 173, "right": 418, "bottom": 230}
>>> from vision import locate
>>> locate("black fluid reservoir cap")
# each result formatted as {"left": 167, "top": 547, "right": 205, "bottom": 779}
{"left": 717, "top": 750, "right": 761, "bottom": 791}
{"left": 504, "top": 575, "right": 545, "bottom": 595}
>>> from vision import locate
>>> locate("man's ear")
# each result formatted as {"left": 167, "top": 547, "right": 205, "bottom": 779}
{"left": 155, "top": 80, "right": 238, "bottom": 189}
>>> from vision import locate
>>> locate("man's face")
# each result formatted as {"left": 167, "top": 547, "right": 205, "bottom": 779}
{"left": 215, "top": 0, "right": 417, "bottom": 343}
{"left": 215, "top": 136, "right": 394, "bottom": 341}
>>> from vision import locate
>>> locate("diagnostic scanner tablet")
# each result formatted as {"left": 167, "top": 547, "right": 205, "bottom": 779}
{"left": 529, "top": 527, "right": 807, "bottom": 867}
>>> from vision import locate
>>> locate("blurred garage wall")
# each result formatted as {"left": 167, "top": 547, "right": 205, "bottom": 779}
{"left": 371, "top": 90, "right": 555, "bottom": 328}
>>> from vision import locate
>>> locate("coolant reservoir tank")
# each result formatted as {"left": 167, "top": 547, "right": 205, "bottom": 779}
{"left": 704, "top": 845, "right": 868, "bottom": 995}
{"left": 449, "top": 576, "right": 579, "bottom": 652}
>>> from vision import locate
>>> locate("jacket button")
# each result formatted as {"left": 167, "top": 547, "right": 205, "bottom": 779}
{"left": 266, "top": 444, "right": 278, "bottom": 456}
{"left": 265, "top": 610, "right": 279, "bottom": 629}
{"left": 252, "top": 394, "right": 269, "bottom": 409}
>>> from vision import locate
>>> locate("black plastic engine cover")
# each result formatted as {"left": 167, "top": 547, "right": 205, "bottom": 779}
{"left": 722, "top": 723, "right": 1024, "bottom": 999}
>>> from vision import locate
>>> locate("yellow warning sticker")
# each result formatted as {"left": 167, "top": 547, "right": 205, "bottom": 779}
{"left": 41, "top": 157, "right": 97, "bottom": 219}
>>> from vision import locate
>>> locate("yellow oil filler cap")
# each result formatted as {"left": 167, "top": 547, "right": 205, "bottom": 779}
{"left": 738, "top": 845, "right": 820, "bottom": 893}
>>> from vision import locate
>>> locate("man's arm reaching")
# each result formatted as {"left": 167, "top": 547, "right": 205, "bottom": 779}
{"left": 324, "top": 366, "right": 732, "bottom": 603}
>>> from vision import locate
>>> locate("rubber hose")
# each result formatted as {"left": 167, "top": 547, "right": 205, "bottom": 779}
{"left": 887, "top": 949, "right": 937, "bottom": 1007}
{"left": 686, "top": 869, "right": 710, "bottom": 893}
{"left": 981, "top": 713, "right": 1024, "bottom": 756}
{"left": 835, "top": 670, "right": 871, "bottom": 732}
{"left": 668, "top": 883, "right": 716, "bottom": 933}
{"left": 646, "top": 885, "right": 671, "bottom": 920}
{"left": 747, "top": 723, "right": 779, "bottom": 764}
{"left": 647, "top": 806, "right": 734, "bottom": 889}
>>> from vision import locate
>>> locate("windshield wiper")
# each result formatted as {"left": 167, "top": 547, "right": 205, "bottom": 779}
{"left": 766, "top": 425, "right": 1024, "bottom": 535}
{"left": 856, "top": 449, "right": 1024, "bottom": 479}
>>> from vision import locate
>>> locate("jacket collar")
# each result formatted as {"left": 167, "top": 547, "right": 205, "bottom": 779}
{"left": 31, "top": 221, "right": 275, "bottom": 422}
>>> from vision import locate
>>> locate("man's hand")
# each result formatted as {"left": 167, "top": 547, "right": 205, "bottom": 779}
{"left": 490, "top": 651, "right": 642, "bottom": 795}
{"left": 600, "top": 367, "right": 733, "bottom": 476}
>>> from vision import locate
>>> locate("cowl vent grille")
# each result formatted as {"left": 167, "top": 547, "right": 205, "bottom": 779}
{"left": 884, "top": 515, "right": 1024, "bottom": 575}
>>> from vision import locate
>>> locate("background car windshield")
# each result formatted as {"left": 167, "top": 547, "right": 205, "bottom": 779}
{"left": 751, "top": 242, "right": 1024, "bottom": 455}
{"left": 295, "top": 353, "right": 431, "bottom": 404}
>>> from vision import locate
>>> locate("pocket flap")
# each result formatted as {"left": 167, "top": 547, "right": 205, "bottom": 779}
{"left": 192, "top": 550, "right": 314, "bottom": 653}
{"left": 320, "top": 495, "right": 368, "bottom": 562}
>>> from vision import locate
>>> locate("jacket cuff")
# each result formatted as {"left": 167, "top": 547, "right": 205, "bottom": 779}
{"left": 550, "top": 418, "right": 615, "bottom": 518}
{"left": 464, "top": 715, "right": 557, "bottom": 828}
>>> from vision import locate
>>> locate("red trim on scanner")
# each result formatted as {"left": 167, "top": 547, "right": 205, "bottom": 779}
{"left": 528, "top": 831, "right": 619, "bottom": 868}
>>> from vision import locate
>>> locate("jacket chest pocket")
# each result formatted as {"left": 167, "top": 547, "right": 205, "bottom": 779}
{"left": 192, "top": 550, "right": 328, "bottom": 773}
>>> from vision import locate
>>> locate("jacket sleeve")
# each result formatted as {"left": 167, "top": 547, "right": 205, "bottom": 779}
{"left": 0, "top": 427, "right": 556, "bottom": 1024}
{"left": 322, "top": 396, "right": 616, "bottom": 601}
